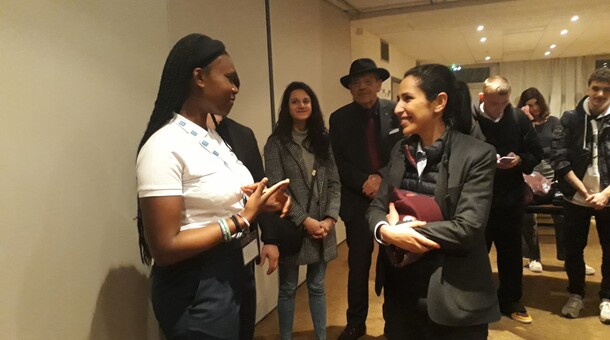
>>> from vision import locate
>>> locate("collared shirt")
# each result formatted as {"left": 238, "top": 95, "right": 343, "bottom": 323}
{"left": 479, "top": 102, "right": 503, "bottom": 123}
{"left": 137, "top": 114, "right": 253, "bottom": 231}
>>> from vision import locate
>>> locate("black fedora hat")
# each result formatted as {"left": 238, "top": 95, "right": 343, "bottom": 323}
{"left": 340, "top": 58, "right": 390, "bottom": 89}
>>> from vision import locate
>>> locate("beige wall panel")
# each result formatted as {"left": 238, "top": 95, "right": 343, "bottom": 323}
{"left": 168, "top": 0, "right": 273, "bottom": 153}
{"left": 0, "top": 1, "right": 168, "bottom": 339}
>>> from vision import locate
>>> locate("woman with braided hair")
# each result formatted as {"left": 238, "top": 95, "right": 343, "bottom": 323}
{"left": 136, "top": 33, "right": 290, "bottom": 339}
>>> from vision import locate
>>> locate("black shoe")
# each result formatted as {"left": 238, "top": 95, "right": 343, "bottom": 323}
{"left": 337, "top": 325, "right": 366, "bottom": 340}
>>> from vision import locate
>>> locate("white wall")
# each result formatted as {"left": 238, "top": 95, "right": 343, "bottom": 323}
{"left": 0, "top": 0, "right": 168, "bottom": 339}
{"left": 351, "top": 27, "right": 417, "bottom": 100}
{"left": 0, "top": 0, "right": 352, "bottom": 337}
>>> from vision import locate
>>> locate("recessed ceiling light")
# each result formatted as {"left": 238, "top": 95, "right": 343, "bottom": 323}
{"left": 480, "top": 37, "right": 487, "bottom": 43}
{"left": 550, "top": 44, "right": 557, "bottom": 49}
{"left": 571, "top": 15, "right": 579, "bottom": 22}
{"left": 561, "top": 29, "right": 568, "bottom": 35}
{"left": 485, "top": 56, "right": 491, "bottom": 61}
{"left": 477, "top": 25, "right": 484, "bottom": 31}
{"left": 545, "top": 51, "right": 551, "bottom": 56}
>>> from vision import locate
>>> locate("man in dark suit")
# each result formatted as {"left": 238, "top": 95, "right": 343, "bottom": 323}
{"left": 215, "top": 116, "right": 280, "bottom": 339}
{"left": 329, "top": 58, "right": 400, "bottom": 339}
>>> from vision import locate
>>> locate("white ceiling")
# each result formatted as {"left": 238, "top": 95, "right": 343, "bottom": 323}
{"left": 325, "top": 0, "right": 610, "bottom": 65}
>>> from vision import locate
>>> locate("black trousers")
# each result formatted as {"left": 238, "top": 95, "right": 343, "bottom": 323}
{"left": 564, "top": 201, "right": 610, "bottom": 299}
{"left": 485, "top": 204, "right": 525, "bottom": 312}
{"left": 345, "top": 212, "right": 375, "bottom": 327}
{"left": 151, "top": 242, "right": 255, "bottom": 340}
{"left": 383, "top": 280, "right": 488, "bottom": 340}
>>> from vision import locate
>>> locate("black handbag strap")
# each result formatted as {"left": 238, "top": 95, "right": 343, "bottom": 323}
{"left": 306, "top": 157, "right": 318, "bottom": 213}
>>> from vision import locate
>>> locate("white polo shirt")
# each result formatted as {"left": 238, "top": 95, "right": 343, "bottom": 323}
{"left": 137, "top": 114, "right": 253, "bottom": 231}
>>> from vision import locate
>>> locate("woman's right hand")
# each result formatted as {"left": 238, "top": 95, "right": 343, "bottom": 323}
{"left": 303, "top": 217, "right": 326, "bottom": 239}
{"left": 521, "top": 105, "right": 534, "bottom": 121}
{"left": 242, "top": 178, "right": 291, "bottom": 221}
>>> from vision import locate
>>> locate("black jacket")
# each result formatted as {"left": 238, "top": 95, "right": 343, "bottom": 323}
{"left": 474, "top": 104, "right": 543, "bottom": 208}
{"left": 329, "top": 99, "right": 401, "bottom": 221}
{"left": 367, "top": 130, "right": 500, "bottom": 326}
{"left": 551, "top": 96, "right": 610, "bottom": 199}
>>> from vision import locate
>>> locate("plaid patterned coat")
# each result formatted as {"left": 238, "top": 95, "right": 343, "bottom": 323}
{"left": 264, "top": 135, "right": 341, "bottom": 264}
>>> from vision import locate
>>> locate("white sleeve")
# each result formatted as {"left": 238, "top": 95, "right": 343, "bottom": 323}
{"left": 374, "top": 221, "right": 390, "bottom": 245}
{"left": 137, "top": 140, "right": 183, "bottom": 198}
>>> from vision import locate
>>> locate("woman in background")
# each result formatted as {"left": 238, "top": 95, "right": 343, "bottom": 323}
{"left": 368, "top": 64, "right": 500, "bottom": 339}
{"left": 264, "top": 81, "right": 340, "bottom": 340}
{"left": 136, "top": 33, "right": 290, "bottom": 339}
{"left": 518, "top": 87, "right": 595, "bottom": 275}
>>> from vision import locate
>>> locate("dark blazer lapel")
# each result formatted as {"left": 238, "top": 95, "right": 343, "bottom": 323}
{"left": 434, "top": 131, "right": 453, "bottom": 220}
{"left": 379, "top": 100, "right": 395, "bottom": 136}
{"left": 389, "top": 144, "right": 406, "bottom": 187}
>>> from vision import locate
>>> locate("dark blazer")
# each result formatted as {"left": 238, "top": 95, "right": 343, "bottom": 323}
{"left": 329, "top": 99, "right": 401, "bottom": 222}
{"left": 216, "top": 118, "right": 279, "bottom": 244}
{"left": 264, "top": 135, "right": 341, "bottom": 264}
{"left": 367, "top": 130, "right": 501, "bottom": 327}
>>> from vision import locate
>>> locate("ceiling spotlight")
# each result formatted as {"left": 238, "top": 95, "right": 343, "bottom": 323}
{"left": 477, "top": 25, "right": 484, "bottom": 31}
{"left": 571, "top": 15, "right": 579, "bottom": 22}
{"left": 545, "top": 51, "right": 551, "bottom": 56}
{"left": 550, "top": 44, "right": 557, "bottom": 49}
{"left": 561, "top": 29, "right": 568, "bottom": 35}
{"left": 485, "top": 56, "right": 491, "bottom": 61}
{"left": 480, "top": 37, "right": 487, "bottom": 43}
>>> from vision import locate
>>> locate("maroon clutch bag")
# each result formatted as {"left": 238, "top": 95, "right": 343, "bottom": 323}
{"left": 386, "top": 188, "right": 443, "bottom": 267}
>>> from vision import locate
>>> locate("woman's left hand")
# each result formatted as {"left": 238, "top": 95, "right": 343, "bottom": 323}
{"left": 320, "top": 218, "right": 336, "bottom": 234}
{"left": 242, "top": 179, "right": 292, "bottom": 217}
{"left": 380, "top": 221, "right": 440, "bottom": 254}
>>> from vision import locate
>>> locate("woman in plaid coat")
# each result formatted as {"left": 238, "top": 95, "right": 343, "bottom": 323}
{"left": 264, "top": 81, "right": 341, "bottom": 340}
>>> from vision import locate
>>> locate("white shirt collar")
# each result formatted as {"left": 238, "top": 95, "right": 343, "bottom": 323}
{"left": 479, "top": 102, "right": 503, "bottom": 123}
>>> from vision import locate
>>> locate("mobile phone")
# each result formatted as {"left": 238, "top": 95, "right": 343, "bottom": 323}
{"left": 498, "top": 156, "right": 515, "bottom": 163}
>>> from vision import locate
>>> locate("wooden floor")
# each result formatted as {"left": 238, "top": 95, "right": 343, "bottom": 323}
{"left": 254, "top": 221, "right": 608, "bottom": 339}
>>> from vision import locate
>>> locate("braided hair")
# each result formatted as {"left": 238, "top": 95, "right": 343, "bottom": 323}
{"left": 136, "top": 33, "right": 226, "bottom": 265}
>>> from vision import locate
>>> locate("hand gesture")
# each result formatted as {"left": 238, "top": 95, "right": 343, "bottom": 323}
{"left": 242, "top": 178, "right": 291, "bottom": 218}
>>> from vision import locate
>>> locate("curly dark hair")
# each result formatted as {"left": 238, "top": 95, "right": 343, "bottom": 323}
{"left": 271, "top": 81, "right": 330, "bottom": 160}
{"left": 517, "top": 87, "right": 550, "bottom": 121}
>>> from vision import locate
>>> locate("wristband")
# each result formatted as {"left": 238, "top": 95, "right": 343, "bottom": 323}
{"left": 230, "top": 214, "right": 242, "bottom": 231}
{"left": 237, "top": 212, "right": 251, "bottom": 229}
{"left": 218, "top": 219, "right": 231, "bottom": 243}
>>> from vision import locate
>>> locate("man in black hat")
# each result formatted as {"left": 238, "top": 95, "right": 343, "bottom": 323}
{"left": 330, "top": 58, "right": 400, "bottom": 339}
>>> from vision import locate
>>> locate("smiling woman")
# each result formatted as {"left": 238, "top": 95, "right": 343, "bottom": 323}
{"left": 264, "top": 81, "right": 341, "bottom": 340}
{"left": 367, "top": 64, "right": 501, "bottom": 339}
{"left": 135, "top": 33, "right": 291, "bottom": 339}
